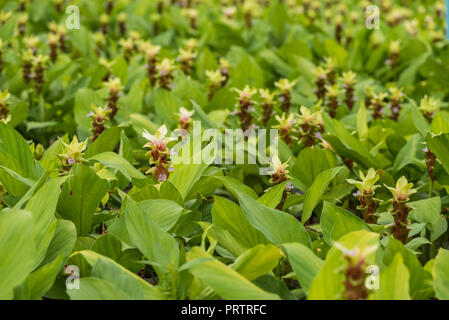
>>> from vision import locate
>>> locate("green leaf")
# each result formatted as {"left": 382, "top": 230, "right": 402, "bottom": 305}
{"left": 231, "top": 244, "right": 283, "bottom": 281}
{"left": 57, "top": 164, "right": 109, "bottom": 235}
{"left": 125, "top": 196, "right": 180, "bottom": 273}
{"left": 393, "top": 134, "right": 425, "bottom": 172}
{"left": 75, "top": 250, "right": 165, "bottom": 300}
{"left": 0, "top": 123, "right": 43, "bottom": 195}
{"left": 426, "top": 133, "right": 449, "bottom": 175}
{"left": 137, "top": 199, "right": 185, "bottom": 231}
{"left": 215, "top": 176, "right": 258, "bottom": 200}
{"left": 320, "top": 201, "right": 371, "bottom": 245}
{"left": 91, "top": 234, "right": 122, "bottom": 261}
{"left": 357, "top": 102, "right": 369, "bottom": 140}
{"left": 434, "top": 248, "right": 449, "bottom": 300}
{"left": 238, "top": 193, "right": 311, "bottom": 247}
{"left": 25, "top": 178, "right": 65, "bottom": 267}
{"left": 84, "top": 127, "right": 122, "bottom": 158}
{"left": 370, "top": 253, "right": 410, "bottom": 300}
{"left": 383, "top": 238, "right": 433, "bottom": 300}
{"left": 290, "top": 147, "right": 335, "bottom": 190}
{"left": 168, "top": 163, "right": 208, "bottom": 200}
{"left": 186, "top": 247, "right": 280, "bottom": 300}
{"left": 302, "top": 167, "right": 344, "bottom": 223}
{"left": 308, "top": 230, "right": 379, "bottom": 300}
{"left": 0, "top": 209, "right": 35, "bottom": 299}
{"left": 257, "top": 182, "right": 286, "bottom": 208}
{"left": 409, "top": 197, "right": 441, "bottom": 225}
{"left": 152, "top": 89, "right": 183, "bottom": 126}
{"left": 73, "top": 88, "right": 103, "bottom": 134}
{"left": 410, "top": 101, "right": 430, "bottom": 137}
{"left": 89, "top": 151, "right": 146, "bottom": 181}
{"left": 14, "top": 256, "right": 65, "bottom": 300}
{"left": 323, "top": 116, "right": 378, "bottom": 169}
{"left": 40, "top": 220, "right": 77, "bottom": 267}
{"left": 67, "top": 278, "right": 134, "bottom": 300}
{"left": 211, "top": 196, "right": 268, "bottom": 256}
{"left": 282, "top": 243, "right": 324, "bottom": 294}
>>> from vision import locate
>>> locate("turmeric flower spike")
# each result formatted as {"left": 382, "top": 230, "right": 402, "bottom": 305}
{"left": 275, "top": 78, "right": 297, "bottom": 113}
{"left": 326, "top": 84, "right": 340, "bottom": 118}
{"left": 273, "top": 113, "right": 296, "bottom": 146}
{"left": 142, "top": 125, "right": 176, "bottom": 182}
{"left": 219, "top": 58, "right": 230, "bottom": 87}
{"left": 259, "top": 88, "right": 276, "bottom": 127}
{"left": 388, "top": 87, "right": 404, "bottom": 121}
{"left": 157, "top": 58, "right": 175, "bottom": 90}
{"left": 88, "top": 105, "right": 111, "bottom": 142}
{"left": 268, "top": 155, "right": 291, "bottom": 185}
{"left": 0, "top": 90, "right": 10, "bottom": 121}
{"left": 206, "top": 69, "right": 225, "bottom": 101}
{"left": 419, "top": 95, "right": 439, "bottom": 122}
{"left": 341, "top": 71, "right": 356, "bottom": 111}
{"left": 58, "top": 136, "right": 88, "bottom": 171}
{"left": 177, "top": 107, "right": 195, "bottom": 131}
{"left": 104, "top": 77, "right": 123, "bottom": 121}
{"left": 234, "top": 85, "right": 257, "bottom": 132}
{"left": 386, "top": 176, "right": 417, "bottom": 243}
{"left": 296, "top": 106, "right": 322, "bottom": 147}
{"left": 347, "top": 168, "right": 381, "bottom": 223}
{"left": 268, "top": 155, "right": 292, "bottom": 210}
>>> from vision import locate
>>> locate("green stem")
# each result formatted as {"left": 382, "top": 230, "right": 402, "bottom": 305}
{"left": 429, "top": 179, "right": 433, "bottom": 198}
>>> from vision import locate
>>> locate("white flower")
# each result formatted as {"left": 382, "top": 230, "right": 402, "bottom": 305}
{"left": 178, "top": 107, "right": 194, "bottom": 122}
{"left": 142, "top": 125, "right": 176, "bottom": 150}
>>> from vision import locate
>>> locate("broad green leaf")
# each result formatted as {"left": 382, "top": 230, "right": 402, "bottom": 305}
{"left": 73, "top": 88, "right": 103, "bottom": 134}
{"left": 186, "top": 247, "right": 279, "bottom": 300}
{"left": 257, "top": 182, "right": 286, "bottom": 208}
{"left": 238, "top": 193, "right": 311, "bottom": 247}
{"left": 282, "top": 243, "right": 324, "bottom": 294}
{"left": 215, "top": 176, "right": 258, "bottom": 200}
{"left": 357, "top": 102, "right": 369, "bottom": 140}
{"left": 0, "top": 209, "right": 35, "bottom": 300}
{"left": 211, "top": 196, "right": 268, "bottom": 255}
{"left": 84, "top": 127, "right": 123, "bottom": 158}
{"left": 393, "top": 134, "right": 425, "bottom": 172}
{"left": 320, "top": 201, "right": 371, "bottom": 245}
{"left": 89, "top": 151, "right": 146, "bottom": 181}
{"left": 74, "top": 250, "right": 166, "bottom": 300}
{"left": 168, "top": 163, "right": 208, "bottom": 200}
{"left": 370, "top": 254, "right": 410, "bottom": 300}
{"left": 231, "top": 244, "right": 283, "bottom": 281}
{"left": 409, "top": 197, "right": 441, "bottom": 225}
{"left": 308, "top": 230, "right": 379, "bottom": 300}
{"left": 57, "top": 164, "right": 109, "bottom": 235}
{"left": 125, "top": 196, "right": 179, "bottom": 273}
{"left": 40, "top": 220, "right": 77, "bottom": 267}
{"left": 0, "top": 123, "right": 43, "bottom": 195}
{"left": 25, "top": 178, "right": 65, "bottom": 267}
{"left": 91, "top": 234, "right": 122, "bottom": 261}
{"left": 67, "top": 277, "right": 134, "bottom": 300}
{"left": 323, "top": 116, "right": 378, "bottom": 169}
{"left": 426, "top": 133, "right": 449, "bottom": 175}
{"left": 434, "top": 249, "right": 449, "bottom": 300}
{"left": 302, "top": 167, "right": 344, "bottom": 223}
{"left": 14, "top": 256, "right": 64, "bottom": 300}
{"left": 290, "top": 147, "right": 335, "bottom": 191}
{"left": 383, "top": 238, "right": 433, "bottom": 300}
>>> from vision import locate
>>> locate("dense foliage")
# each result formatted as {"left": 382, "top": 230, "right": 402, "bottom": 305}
{"left": 0, "top": 0, "right": 449, "bottom": 300}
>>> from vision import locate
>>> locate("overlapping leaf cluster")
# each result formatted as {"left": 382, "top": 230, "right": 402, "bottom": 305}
{"left": 0, "top": 0, "right": 449, "bottom": 300}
